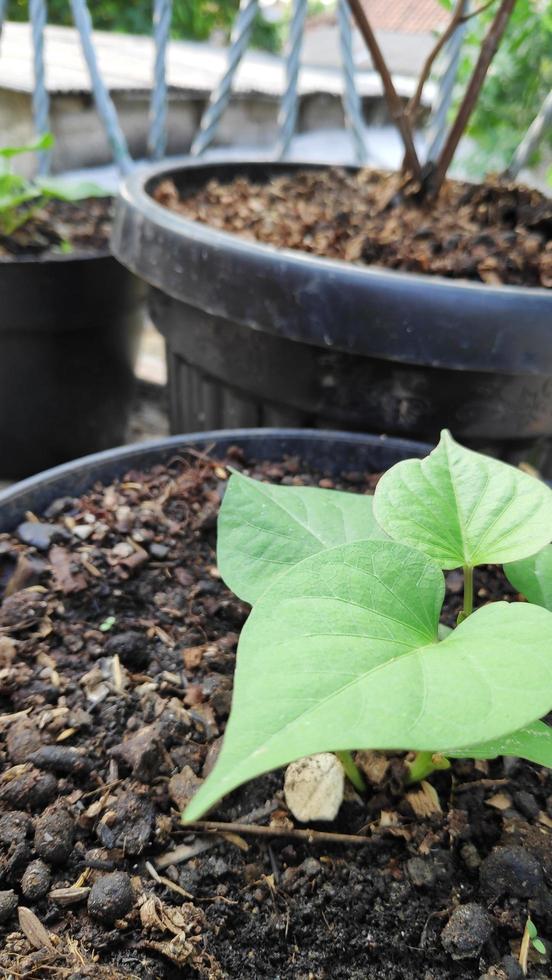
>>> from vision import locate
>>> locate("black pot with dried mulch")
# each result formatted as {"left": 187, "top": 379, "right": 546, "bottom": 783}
{"left": 0, "top": 428, "right": 550, "bottom": 979}
{"left": 112, "top": 159, "right": 552, "bottom": 468}
{"left": 0, "top": 196, "right": 145, "bottom": 480}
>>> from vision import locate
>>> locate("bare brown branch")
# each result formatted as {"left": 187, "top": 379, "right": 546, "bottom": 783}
{"left": 429, "top": 0, "right": 518, "bottom": 196}
{"left": 461, "top": 0, "right": 497, "bottom": 21}
{"left": 346, "top": 0, "right": 422, "bottom": 180}
{"left": 407, "top": 0, "right": 469, "bottom": 126}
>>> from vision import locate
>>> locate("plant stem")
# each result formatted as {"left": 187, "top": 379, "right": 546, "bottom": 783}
{"left": 519, "top": 917, "right": 531, "bottom": 976}
{"left": 406, "top": 751, "right": 451, "bottom": 783}
{"left": 345, "top": 0, "right": 422, "bottom": 180}
{"left": 336, "top": 750, "right": 366, "bottom": 792}
{"left": 429, "top": 0, "right": 517, "bottom": 196}
{"left": 463, "top": 565, "right": 474, "bottom": 619}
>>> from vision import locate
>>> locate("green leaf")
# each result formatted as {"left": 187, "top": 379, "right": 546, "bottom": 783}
{"left": 447, "top": 720, "right": 552, "bottom": 767}
{"left": 0, "top": 173, "right": 39, "bottom": 210}
{"left": 505, "top": 545, "right": 552, "bottom": 610}
{"left": 0, "top": 173, "right": 42, "bottom": 235}
{"left": 217, "top": 471, "right": 387, "bottom": 604}
{"left": 533, "top": 938, "right": 546, "bottom": 955}
{"left": 183, "top": 541, "right": 552, "bottom": 820}
{"left": 373, "top": 430, "right": 552, "bottom": 569}
{"left": 527, "top": 919, "right": 538, "bottom": 940}
{"left": 0, "top": 133, "right": 54, "bottom": 159}
{"left": 35, "top": 177, "right": 109, "bottom": 201}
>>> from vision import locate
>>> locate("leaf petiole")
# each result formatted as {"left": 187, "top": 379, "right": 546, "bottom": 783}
{"left": 406, "top": 750, "right": 451, "bottom": 784}
{"left": 461, "top": 564, "right": 474, "bottom": 621}
{"left": 336, "top": 750, "right": 366, "bottom": 793}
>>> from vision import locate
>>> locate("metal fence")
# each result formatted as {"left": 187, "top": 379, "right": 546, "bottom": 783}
{"left": 3, "top": 0, "right": 549, "bottom": 179}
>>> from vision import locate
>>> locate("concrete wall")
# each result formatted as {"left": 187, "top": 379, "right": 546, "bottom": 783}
{"left": 1, "top": 87, "right": 400, "bottom": 174}
{"left": 302, "top": 23, "right": 436, "bottom": 78}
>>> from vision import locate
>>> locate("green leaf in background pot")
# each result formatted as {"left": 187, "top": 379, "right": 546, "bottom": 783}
{"left": 36, "top": 177, "right": 109, "bottom": 201}
{"left": 0, "top": 173, "right": 41, "bottom": 235}
{"left": 184, "top": 541, "right": 552, "bottom": 820}
{"left": 217, "top": 471, "right": 387, "bottom": 603}
{"left": 0, "top": 132, "right": 54, "bottom": 159}
{"left": 505, "top": 544, "right": 552, "bottom": 609}
{"left": 373, "top": 430, "right": 552, "bottom": 569}
{"left": 447, "top": 720, "right": 552, "bottom": 767}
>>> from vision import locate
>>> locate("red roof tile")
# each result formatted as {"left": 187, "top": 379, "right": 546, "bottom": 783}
{"left": 360, "top": 0, "right": 449, "bottom": 34}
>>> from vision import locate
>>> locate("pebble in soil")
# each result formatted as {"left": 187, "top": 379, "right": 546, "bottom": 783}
{"left": 20, "top": 859, "right": 51, "bottom": 900}
{"left": 0, "top": 890, "right": 18, "bottom": 924}
{"left": 34, "top": 808, "right": 75, "bottom": 866}
{"left": 0, "top": 449, "right": 550, "bottom": 978}
{"left": 87, "top": 872, "right": 135, "bottom": 924}
{"left": 441, "top": 903, "right": 494, "bottom": 960}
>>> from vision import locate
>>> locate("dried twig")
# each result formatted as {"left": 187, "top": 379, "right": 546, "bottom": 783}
{"left": 346, "top": 0, "right": 422, "bottom": 180}
{"left": 146, "top": 860, "right": 194, "bottom": 899}
{"left": 155, "top": 838, "right": 219, "bottom": 870}
{"left": 183, "top": 819, "right": 379, "bottom": 847}
{"left": 430, "top": 0, "right": 517, "bottom": 195}
{"left": 155, "top": 800, "right": 281, "bottom": 869}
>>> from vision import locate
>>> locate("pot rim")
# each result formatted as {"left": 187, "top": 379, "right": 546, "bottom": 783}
{"left": 0, "top": 427, "right": 433, "bottom": 532}
{"left": 0, "top": 247, "right": 112, "bottom": 266}
{"left": 118, "top": 156, "right": 551, "bottom": 301}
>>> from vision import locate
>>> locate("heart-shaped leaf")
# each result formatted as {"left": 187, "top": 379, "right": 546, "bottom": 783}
{"left": 184, "top": 541, "right": 552, "bottom": 820}
{"left": 373, "top": 430, "right": 552, "bottom": 569}
{"left": 217, "top": 471, "right": 386, "bottom": 603}
{"left": 505, "top": 544, "right": 552, "bottom": 610}
{"left": 448, "top": 720, "right": 552, "bottom": 767}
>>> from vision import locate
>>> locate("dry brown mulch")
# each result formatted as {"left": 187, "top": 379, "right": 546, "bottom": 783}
{"left": 155, "top": 167, "right": 552, "bottom": 289}
{"left": 0, "top": 197, "right": 112, "bottom": 259}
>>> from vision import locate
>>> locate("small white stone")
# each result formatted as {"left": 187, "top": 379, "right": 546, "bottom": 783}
{"left": 284, "top": 753, "right": 344, "bottom": 823}
{"left": 111, "top": 542, "right": 134, "bottom": 558}
{"left": 73, "top": 525, "right": 93, "bottom": 540}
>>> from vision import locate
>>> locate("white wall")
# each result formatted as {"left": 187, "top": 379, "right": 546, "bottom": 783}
{"left": 303, "top": 22, "right": 436, "bottom": 78}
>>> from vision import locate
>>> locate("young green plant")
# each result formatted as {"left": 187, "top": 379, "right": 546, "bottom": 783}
{"left": 183, "top": 432, "right": 552, "bottom": 822}
{"left": 0, "top": 134, "right": 107, "bottom": 238}
{"left": 519, "top": 916, "right": 546, "bottom": 975}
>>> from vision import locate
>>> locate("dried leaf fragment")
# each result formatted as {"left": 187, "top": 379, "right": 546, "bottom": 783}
{"left": 486, "top": 792, "right": 513, "bottom": 811}
{"left": 49, "top": 545, "right": 87, "bottom": 594}
{"left": 406, "top": 781, "right": 442, "bottom": 818}
{"left": 18, "top": 906, "right": 55, "bottom": 950}
{"left": 49, "top": 886, "right": 90, "bottom": 906}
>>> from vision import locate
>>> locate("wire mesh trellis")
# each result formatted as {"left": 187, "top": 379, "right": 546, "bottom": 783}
{"left": 148, "top": 0, "right": 173, "bottom": 160}
{"left": 29, "top": 0, "right": 50, "bottom": 174}
{"left": 426, "top": 10, "right": 469, "bottom": 164}
{"left": 8, "top": 0, "right": 552, "bottom": 181}
{"left": 70, "top": 0, "right": 132, "bottom": 174}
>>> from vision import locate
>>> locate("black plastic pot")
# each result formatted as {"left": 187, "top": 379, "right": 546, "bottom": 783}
{"left": 112, "top": 159, "right": 552, "bottom": 458}
{"left": 0, "top": 428, "right": 431, "bottom": 532}
{"left": 0, "top": 251, "right": 145, "bottom": 480}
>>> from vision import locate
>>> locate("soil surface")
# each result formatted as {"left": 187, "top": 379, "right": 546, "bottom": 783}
{"left": 155, "top": 167, "right": 552, "bottom": 288}
{"left": 0, "top": 448, "right": 551, "bottom": 979}
{"left": 0, "top": 197, "right": 112, "bottom": 259}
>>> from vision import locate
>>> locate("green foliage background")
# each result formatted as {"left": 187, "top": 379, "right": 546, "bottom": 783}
{"left": 7, "top": 0, "right": 280, "bottom": 52}
{"left": 447, "top": 0, "right": 552, "bottom": 175}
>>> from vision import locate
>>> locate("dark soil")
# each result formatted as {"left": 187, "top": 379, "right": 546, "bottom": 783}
{"left": 0, "top": 447, "right": 551, "bottom": 979}
{"left": 155, "top": 167, "right": 552, "bottom": 288}
{"left": 0, "top": 197, "right": 112, "bottom": 259}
